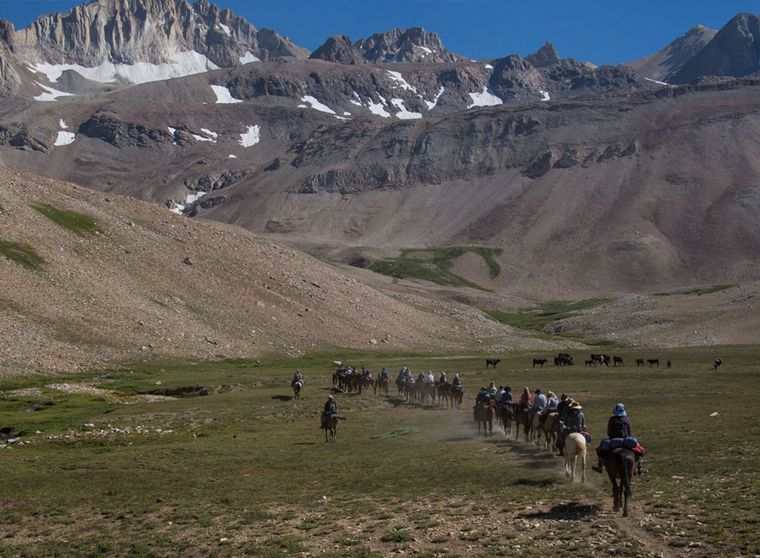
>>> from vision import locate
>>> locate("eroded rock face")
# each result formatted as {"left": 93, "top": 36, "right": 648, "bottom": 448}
{"left": 526, "top": 42, "right": 560, "bottom": 68}
{"left": 13, "top": 0, "right": 308, "bottom": 68}
{"left": 0, "top": 124, "right": 53, "bottom": 152}
{"left": 78, "top": 112, "right": 172, "bottom": 148}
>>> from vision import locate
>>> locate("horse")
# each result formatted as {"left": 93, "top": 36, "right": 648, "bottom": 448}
{"left": 449, "top": 386, "right": 464, "bottom": 409}
{"left": 475, "top": 401, "right": 496, "bottom": 436}
{"left": 647, "top": 359, "right": 660, "bottom": 367}
{"left": 513, "top": 405, "right": 532, "bottom": 442}
{"left": 603, "top": 448, "right": 635, "bottom": 516}
{"left": 532, "top": 358, "right": 547, "bottom": 367}
{"left": 613, "top": 356, "right": 624, "bottom": 367}
{"left": 485, "top": 358, "right": 500, "bottom": 369}
{"left": 635, "top": 359, "right": 645, "bottom": 367}
{"left": 293, "top": 381, "right": 303, "bottom": 400}
{"left": 713, "top": 358, "right": 722, "bottom": 370}
{"left": 536, "top": 412, "right": 559, "bottom": 452}
{"left": 498, "top": 402, "right": 514, "bottom": 435}
{"left": 584, "top": 359, "right": 594, "bottom": 367}
{"left": 374, "top": 377, "right": 389, "bottom": 395}
{"left": 322, "top": 414, "right": 345, "bottom": 443}
{"left": 564, "top": 432, "right": 587, "bottom": 483}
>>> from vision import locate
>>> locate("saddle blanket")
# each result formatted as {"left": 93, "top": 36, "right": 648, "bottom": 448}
{"left": 601, "top": 437, "right": 645, "bottom": 455}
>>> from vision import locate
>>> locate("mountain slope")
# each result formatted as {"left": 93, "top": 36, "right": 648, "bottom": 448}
{"left": 627, "top": 24, "right": 717, "bottom": 82}
{"left": 672, "top": 13, "right": 760, "bottom": 83}
{"left": 0, "top": 166, "right": 539, "bottom": 373}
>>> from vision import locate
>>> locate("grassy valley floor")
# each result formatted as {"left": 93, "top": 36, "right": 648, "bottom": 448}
{"left": 0, "top": 347, "right": 758, "bottom": 557}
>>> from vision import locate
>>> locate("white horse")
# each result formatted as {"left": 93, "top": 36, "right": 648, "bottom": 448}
{"left": 564, "top": 432, "right": 587, "bottom": 483}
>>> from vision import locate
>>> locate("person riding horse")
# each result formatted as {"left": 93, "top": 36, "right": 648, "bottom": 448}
{"left": 518, "top": 387, "right": 531, "bottom": 410}
{"left": 499, "top": 386, "right": 513, "bottom": 405}
{"left": 540, "top": 391, "right": 559, "bottom": 424}
{"left": 531, "top": 388, "right": 547, "bottom": 424}
{"left": 291, "top": 370, "right": 304, "bottom": 388}
{"left": 438, "top": 371, "right": 447, "bottom": 385}
{"left": 557, "top": 402, "right": 586, "bottom": 455}
{"left": 452, "top": 373, "right": 462, "bottom": 389}
{"left": 486, "top": 382, "right": 498, "bottom": 397}
{"left": 321, "top": 395, "right": 338, "bottom": 428}
{"left": 593, "top": 403, "right": 645, "bottom": 474}
{"left": 380, "top": 368, "right": 389, "bottom": 380}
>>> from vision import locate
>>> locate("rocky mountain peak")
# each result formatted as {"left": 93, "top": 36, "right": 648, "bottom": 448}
{"left": 671, "top": 12, "right": 760, "bottom": 83}
{"left": 13, "top": 0, "right": 308, "bottom": 70}
{"left": 354, "top": 27, "right": 461, "bottom": 64}
{"left": 309, "top": 35, "right": 361, "bottom": 64}
{"left": 0, "top": 19, "right": 15, "bottom": 51}
{"left": 526, "top": 42, "right": 560, "bottom": 68}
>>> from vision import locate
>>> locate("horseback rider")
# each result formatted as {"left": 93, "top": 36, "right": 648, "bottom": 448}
{"left": 452, "top": 373, "right": 462, "bottom": 390}
{"left": 362, "top": 366, "right": 371, "bottom": 378}
{"left": 556, "top": 401, "right": 586, "bottom": 455}
{"left": 321, "top": 395, "right": 338, "bottom": 428}
{"left": 425, "top": 371, "right": 435, "bottom": 384}
{"left": 593, "top": 403, "right": 644, "bottom": 473}
{"left": 518, "top": 387, "right": 531, "bottom": 410}
{"left": 476, "top": 387, "right": 488, "bottom": 404}
{"left": 496, "top": 385, "right": 505, "bottom": 402}
{"left": 499, "top": 386, "right": 513, "bottom": 406}
{"left": 540, "top": 391, "right": 558, "bottom": 424}
{"left": 380, "top": 368, "right": 389, "bottom": 380}
{"left": 291, "top": 370, "right": 304, "bottom": 388}
{"left": 486, "top": 381, "right": 498, "bottom": 397}
{"left": 439, "top": 371, "right": 447, "bottom": 385}
{"left": 531, "top": 388, "right": 547, "bottom": 422}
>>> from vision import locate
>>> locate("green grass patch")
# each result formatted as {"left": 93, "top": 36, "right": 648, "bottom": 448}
{"left": 30, "top": 203, "right": 100, "bottom": 236}
{"left": 370, "top": 246, "right": 502, "bottom": 290}
{"left": 654, "top": 284, "right": 737, "bottom": 297}
{"left": 0, "top": 240, "right": 45, "bottom": 270}
{"left": 484, "top": 299, "right": 607, "bottom": 332}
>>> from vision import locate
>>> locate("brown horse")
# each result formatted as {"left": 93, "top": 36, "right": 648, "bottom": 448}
{"left": 475, "top": 401, "right": 496, "bottom": 436}
{"left": 537, "top": 411, "right": 559, "bottom": 452}
{"left": 374, "top": 377, "right": 389, "bottom": 395}
{"left": 449, "top": 386, "right": 464, "bottom": 409}
{"left": 292, "top": 381, "right": 302, "bottom": 400}
{"left": 603, "top": 448, "right": 635, "bottom": 516}
{"left": 322, "top": 414, "right": 345, "bottom": 443}
{"left": 513, "top": 405, "right": 532, "bottom": 442}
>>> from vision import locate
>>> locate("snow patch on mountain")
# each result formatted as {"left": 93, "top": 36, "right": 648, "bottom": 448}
{"left": 391, "top": 99, "right": 422, "bottom": 120}
{"left": 467, "top": 88, "right": 502, "bottom": 108}
{"left": 54, "top": 131, "right": 76, "bottom": 146}
{"left": 300, "top": 95, "right": 336, "bottom": 114}
{"left": 386, "top": 70, "right": 418, "bottom": 94}
{"left": 239, "top": 52, "right": 261, "bottom": 65}
{"left": 31, "top": 52, "right": 219, "bottom": 86}
{"left": 239, "top": 125, "right": 261, "bottom": 147}
{"left": 33, "top": 82, "right": 75, "bottom": 102}
{"left": 539, "top": 90, "right": 551, "bottom": 101}
{"left": 219, "top": 24, "right": 232, "bottom": 37}
{"left": 211, "top": 85, "right": 243, "bottom": 104}
{"left": 425, "top": 87, "right": 445, "bottom": 110}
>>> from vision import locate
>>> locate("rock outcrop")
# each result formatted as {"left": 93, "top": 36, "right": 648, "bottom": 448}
{"left": 78, "top": 111, "right": 173, "bottom": 148}
{"left": 526, "top": 42, "right": 560, "bottom": 68}
{"left": 309, "top": 35, "right": 362, "bottom": 65}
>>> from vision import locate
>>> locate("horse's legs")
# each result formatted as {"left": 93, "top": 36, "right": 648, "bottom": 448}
{"left": 581, "top": 448, "right": 587, "bottom": 483}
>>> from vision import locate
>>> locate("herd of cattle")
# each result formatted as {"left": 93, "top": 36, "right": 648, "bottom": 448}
{"left": 519, "top": 353, "right": 672, "bottom": 368}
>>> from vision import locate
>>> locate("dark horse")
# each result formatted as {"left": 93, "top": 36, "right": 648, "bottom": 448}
{"left": 603, "top": 448, "right": 635, "bottom": 517}
{"left": 485, "top": 358, "right": 500, "bottom": 368}
{"left": 293, "top": 381, "right": 302, "bottom": 400}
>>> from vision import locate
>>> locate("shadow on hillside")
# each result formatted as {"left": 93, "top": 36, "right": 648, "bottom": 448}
{"left": 271, "top": 395, "right": 292, "bottom": 402}
{"left": 512, "top": 478, "right": 558, "bottom": 487}
{"left": 519, "top": 502, "right": 600, "bottom": 520}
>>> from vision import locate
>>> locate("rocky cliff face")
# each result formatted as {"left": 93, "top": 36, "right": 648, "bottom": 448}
{"left": 13, "top": 0, "right": 308, "bottom": 68}
{"left": 672, "top": 13, "right": 760, "bottom": 83}
{"left": 0, "top": 20, "right": 20, "bottom": 97}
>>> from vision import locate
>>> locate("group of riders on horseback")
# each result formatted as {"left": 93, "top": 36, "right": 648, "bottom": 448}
{"left": 473, "top": 382, "right": 645, "bottom": 474}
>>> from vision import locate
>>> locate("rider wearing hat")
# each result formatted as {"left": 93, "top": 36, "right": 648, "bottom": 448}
{"left": 518, "top": 387, "right": 531, "bottom": 410}
{"left": 321, "top": 395, "right": 338, "bottom": 428}
{"left": 557, "top": 401, "right": 586, "bottom": 456}
{"left": 593, "top": 403, "right": 635, "bottom": 473}
{"left": 531, "top": 388, "right": 547, "bottom": 422}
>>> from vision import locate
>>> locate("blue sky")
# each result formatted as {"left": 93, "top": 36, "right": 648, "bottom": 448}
{"left": 3, "top": 0, "right": 758, "bottom": 64}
